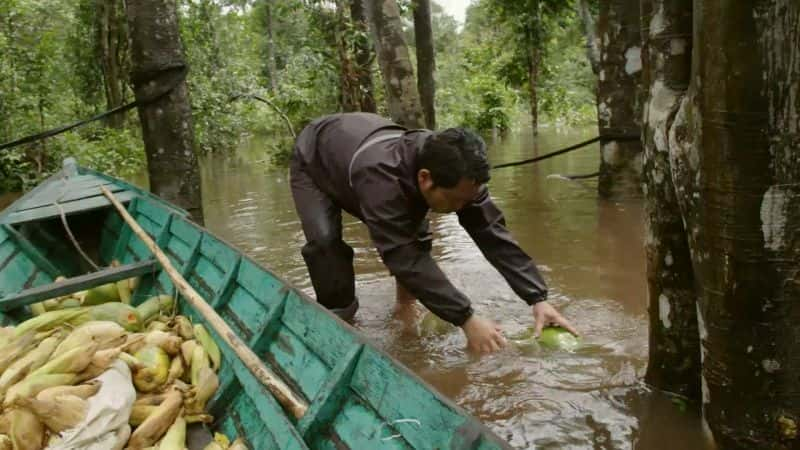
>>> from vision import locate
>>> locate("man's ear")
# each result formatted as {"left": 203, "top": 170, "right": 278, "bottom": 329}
{"left": 417, "top": 169, "right": 433, "bottom": 190}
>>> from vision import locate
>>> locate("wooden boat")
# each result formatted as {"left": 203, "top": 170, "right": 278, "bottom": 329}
{"left": 0, "top": 158, "right": 511, "bottom": 450}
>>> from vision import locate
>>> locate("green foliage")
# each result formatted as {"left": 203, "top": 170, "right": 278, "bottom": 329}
{"left": 536, "top": 6, "right": 597, "bottom": 126}
{"left": 0, "top": 126, "right": 144, "bottom": 193}
{"left": 0, "top": 0, "right": 73, "bottom": 140}
{"left": 434, "top": 1, "right": 522, "bottom": 132}
{"left": 437, "top": 42, "right": 520, "bottom": 132}
{"left": 0, "top": 149, "right": 36, "bottom": 193}
{"left": 247, "top": 1, "right": 340, "bottom": 164}
{"left": 51, "top": 127, "right": 145, "bottom": 178}
{"left": 0, "top": 0, "right": 598, "bottom": 187}
{"left": 258, "top": 50, "right": 339, "bottom": 165}
{"left": 436, "top": 0, "right": 596, "bottom": 131}
{"left": 179, "top": 0, "right": 261, "bottom": 154}
{"left": 69, "top": 0, "right": 110, "bottom": 111}
{"left": 0, "top": 0, "right": 113, "bottom": 192}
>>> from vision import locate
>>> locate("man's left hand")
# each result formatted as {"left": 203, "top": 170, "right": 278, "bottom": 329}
{"left": 532, "top": 301, "right": 579, "bottom": 337}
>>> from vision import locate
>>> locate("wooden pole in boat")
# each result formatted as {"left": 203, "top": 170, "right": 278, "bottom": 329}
{"left": 101, "top": 186, "right": 308, "bottom": 419}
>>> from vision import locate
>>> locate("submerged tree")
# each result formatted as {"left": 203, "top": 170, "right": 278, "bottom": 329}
{"left": 667, "top": 1, "right": 800, "bottom": 447}
{"left": 595, "top": 0, "right": 643, "bottom": 199}
{"left": 639, "top": 0, "right": 700, "bottom": 402}
{"left": 640, "top": 3, "right": 800, "bottom": 447}
{"left": 126, "top": 0, "right": 204, "bottom": 223}
{"left": 413, "top": 0, "right": 436, "bottom": 129}
{"left": 525, "top": 0, "right": 542, "bottom": 135}
{"left": 365, "top": 0, "right": 424, "bottom": 128}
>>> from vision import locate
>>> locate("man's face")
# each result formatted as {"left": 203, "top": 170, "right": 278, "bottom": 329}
{"left": 417, "top": 169, "right": 481, "bottom": 213}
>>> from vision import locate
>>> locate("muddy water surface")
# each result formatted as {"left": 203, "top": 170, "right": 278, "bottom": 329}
{"left": 195, "top": 127, "right": 713, "bottom": 449}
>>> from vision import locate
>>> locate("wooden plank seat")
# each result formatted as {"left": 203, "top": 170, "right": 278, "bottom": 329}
{"left": 2, "top": 190, "right": 138, "bottom": 225}
{"left": 0, "top": 258, "right": 158, "bottom": 312}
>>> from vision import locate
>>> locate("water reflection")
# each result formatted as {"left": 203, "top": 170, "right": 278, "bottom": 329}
{"left": 197, "top": 127, "right": 712, "bottom": 449}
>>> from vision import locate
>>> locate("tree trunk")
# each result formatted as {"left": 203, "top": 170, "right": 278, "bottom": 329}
{"left": 126, "top": 0, "right": 204, "bottom": 224}
{"left": 97, "top": 0, "right": 128, "bottom": 128}
{"left": 335, "top": 0, "right": 360, "bottom": 112}
{"left": 528, "top": 43, "right": 540, "bottom": 135}
{"left": 527, "top": 0, "right": 541, "bottom": 135}
{"left": 577, "top": 0, "right": 600, "bottom": 76}
{"left": 596, "top": 0, "right": 644, "bottom": 199}
{"left": 264, "top": 0, "right": 278, "bottom": 93}
{"left": 413, "top": 0, "right": 436, "bottom": 129}
{"left": 669, "top": 1, "right": 800, "bottom": 447}
{"left": 349, "top": 0, "right": 377, "bottom": 113}
{"left": 639, "top": 0, "right": 700, "bottom": 402}
{"left": 364, "top": 0, "right": 425, "bottom": 128}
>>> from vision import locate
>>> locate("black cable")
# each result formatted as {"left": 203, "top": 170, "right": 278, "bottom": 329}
{"left": 3, "top": 76, "right": 639, "bottom": 175}
{"left": 492, "top": 136, "right": 600, "bottom": 170}
{"left": 0, "top": 65, "right": 188, "bottom": 151}
{"left": 559, "top": 171, "right": 600, "bottom": 180}
{"left": 0, "top": 102, "right": 139, "bottom": 151}
{"left": 491, "top": 133, "right": 639, "bottom": 170}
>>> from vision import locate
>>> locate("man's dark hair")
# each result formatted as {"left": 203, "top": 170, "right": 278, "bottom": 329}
{"left": 418, "top": 128, "right": 490, "bottom": 188}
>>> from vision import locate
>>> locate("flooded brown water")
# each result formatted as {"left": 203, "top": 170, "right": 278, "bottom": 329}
{"left": 0, "top": 193, "right": 20, "bottom": 211}
{"left": 201, "top": 127, "right": 713, "bottom": 449}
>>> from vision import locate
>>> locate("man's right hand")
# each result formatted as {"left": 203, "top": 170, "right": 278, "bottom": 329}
{"left": 461, "top": 314, "right": 507, "bottom": 354}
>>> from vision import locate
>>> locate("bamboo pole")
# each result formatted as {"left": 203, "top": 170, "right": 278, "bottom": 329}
{"left": 101, "top": 186, "right": 308, "bottom": 419}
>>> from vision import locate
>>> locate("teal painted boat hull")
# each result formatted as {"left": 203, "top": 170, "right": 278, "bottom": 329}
{"left": 0, "top": 161, "right": 512, "bottom": 450}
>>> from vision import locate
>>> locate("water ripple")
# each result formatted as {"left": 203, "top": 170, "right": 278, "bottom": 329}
{"left": 197, "top": 130, "right": 711, "bottom": 449}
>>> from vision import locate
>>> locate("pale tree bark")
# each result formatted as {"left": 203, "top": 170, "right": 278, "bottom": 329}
{"left": 364, "top": 0, "right": 425, "bottom": 128}
{"left": 596, "top": 0, "right": 644, "bottom": 199}
{"left": 640, "top": 0, "right": 700, "bottom": 402}
{"left": 668, "top": 1, "right": 800, "bottom": 447}
{"left": 413, "top": 0, "right": 436, "bottom": 129}
{"left": 97, "top": 0, "right": 128, "bottom": 128}
{"left": 349, "top": 0, "right": 377, "bottom": 112}
{"left": 577, "top": 0, "right": 600, "bottom": 76}
{"left": 126, "top": 0, "right": 204, "bottom": 224}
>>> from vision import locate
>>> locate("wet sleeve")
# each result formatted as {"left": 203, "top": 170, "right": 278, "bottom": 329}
{"left": 457, "top": 187, "right": 548, "bottom": 305}
{"left": 352, "top": 167, "right": 474, "bottom": 326}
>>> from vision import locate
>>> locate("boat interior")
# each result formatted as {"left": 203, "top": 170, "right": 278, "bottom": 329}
{"left": 0, "top": 164, "right": 506, "bottom": 449}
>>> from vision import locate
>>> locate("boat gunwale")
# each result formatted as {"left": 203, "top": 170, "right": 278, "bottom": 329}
{"left": 0, "top": 169, "right": 66, "bottom": 224}
{"left": 153, "top": 198, "right": 513, "bottom": 449}
{"left": 0, "top": 164, "right": 187, "bottom": 225}
{"left": 0, "top": 164, "right": 513, "bottom": 450}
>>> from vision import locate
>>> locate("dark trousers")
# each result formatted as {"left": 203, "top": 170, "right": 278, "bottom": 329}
{"left": 289, "top": 153, "right": 359, "bottom": 319}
